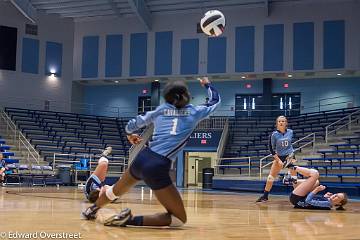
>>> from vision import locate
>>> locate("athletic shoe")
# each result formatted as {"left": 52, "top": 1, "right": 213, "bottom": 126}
{"left": 82, "top": 204, "right": 100, "bottom": 220}
{"left": 104, "top": 208, "right": 132, "bottom": 227}
{"left": 101, "top": 146, "right": 112, "bottom": 157}
{"left": 283, "top": 156, "right": 295, "bottom": 168}
{"left": 255, "top": 195, "right": 268, "bottom": 203}
{"left": 282, "top": 173, "right": 297, "bottom": 185}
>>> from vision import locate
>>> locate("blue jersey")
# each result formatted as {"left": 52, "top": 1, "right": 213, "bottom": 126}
{"left": 297, "top": 192, "right": 331, "bottom": 210}
{"left": 269, "top": 129, "right": 294, "bottom": 156}
{"left": 84, "top": 174, "right": 103, "bottom": 199}
{"left": 126, "top": 84, "right": 220, "bottom": 160}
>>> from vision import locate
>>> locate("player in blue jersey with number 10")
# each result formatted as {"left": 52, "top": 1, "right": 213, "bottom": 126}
{"left": 83, "top": 77, "right": 220, "bottom": 228}
{"left": 256, "top": 115, "right": 297, "bottom": 203}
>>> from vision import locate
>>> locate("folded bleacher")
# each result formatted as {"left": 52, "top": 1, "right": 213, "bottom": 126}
{"left": 218, "top": 108, "right": 360, "bottom": 178}
{"left": 224, "top": 108, "right": 360, "bottom": 160}
{"left": 303, "top": 129, "right": 360, "bottom": 184}
{"left": 5, "top": 108, "right": 131, "bottom": 167}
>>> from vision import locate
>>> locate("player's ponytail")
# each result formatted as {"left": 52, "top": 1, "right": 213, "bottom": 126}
{"left": 163, "top": 81, "right": 190, "bottom": 109}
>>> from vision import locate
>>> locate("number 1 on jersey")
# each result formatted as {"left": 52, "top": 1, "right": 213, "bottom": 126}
{"left": 170, "top": 118, "right": 178, "bottom": 135}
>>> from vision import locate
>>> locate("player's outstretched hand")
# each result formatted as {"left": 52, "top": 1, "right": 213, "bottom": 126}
{"left": 127, "top": 134, "right": 143, "bottom": 145}
{"left": 197, "top": 77, "right": 210, "bottom": 87}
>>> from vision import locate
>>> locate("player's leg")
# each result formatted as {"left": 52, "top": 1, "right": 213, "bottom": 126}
{"left": 256, "top": 160, "right": 282, "bottom": 202}
{"left": 104, "top": 148, "right": 186, "bottom": 227}
{"left": 83, "top": 147, "right": 145, "bottom": 219}
{"left": 293, "top": 179, "right": 319, "bottom": 190}
{"left": 104, "top": 184, "right": 186, "bottom": 227}
{"left": 98, "top": 168, "right": 139, "bottom": 207}
{"left": 82, "top": 168, "right": 139, "bottom": 220}
{"left": 83, "top": 147, "right": 113, "bottom": 202}
{"left": 92, "top": 146, "right": 112, "bottom": 182}
{"left": 291, "top": 166, "right": 319, "bottom": 197}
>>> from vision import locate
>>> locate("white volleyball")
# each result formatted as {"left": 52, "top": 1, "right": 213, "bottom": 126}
{"left": 200, "top": 10, "right": 226, "bottom": 37}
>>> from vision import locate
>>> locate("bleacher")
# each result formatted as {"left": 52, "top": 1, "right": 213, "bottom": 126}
{"left": 214, "top": 107, "right": 360, "bottom": 196}
{"left": 5, "top": 107, "right": 131, "bottom": 167}
{"left": 304, "top": 130, "right": 360, "bottom": 184}
{"left": 1, "top": 133, "right": 61, "bottom": 186}
{"left": 224, "top": 107, "right": 360, "bottom": 159}
{"left": 220, "top": 108, "right": 360, "bottom": 174}
{"left": 0, "top": 135, "right": 19, "bottom": 165}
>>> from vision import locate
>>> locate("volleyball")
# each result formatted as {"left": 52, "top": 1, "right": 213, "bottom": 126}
{"left": 200, "top": 10, "right": 226, "bottom": 37}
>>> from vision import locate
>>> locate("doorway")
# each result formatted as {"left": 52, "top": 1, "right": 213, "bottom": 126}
{"left": 138, "top": 96, "right": 152, "bottom": 115}
{"left": 185, "top": 152, "right": 216, "bottom": 187}
{"left": 235, "top": 94, "right": 263, "bottom": 117}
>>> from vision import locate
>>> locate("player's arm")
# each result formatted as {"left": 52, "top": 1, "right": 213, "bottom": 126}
{"left": 125, "top": 108, "right": 160, "bottom": 144}
{"left": 125, "top": 108, "right": 159, "bottom": 134}
{"left": 305, "top": 185, "right": 331, "bottom": 208}
{"left": 269, "top": 133, "right": 280, "bottom": 162}
{"left": 195, "top": 77, "right": 221, "bottom": 119}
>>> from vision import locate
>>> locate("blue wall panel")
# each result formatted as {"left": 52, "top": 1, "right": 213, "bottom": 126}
{"left": 235, "top": 26, "right": 255, "bottom": 72}
{"left": 155, "top": 31, "right": 173, "bottom": 75}
{"left": 323, "top": 20, "right": 345, "bottom": 69}
{"left": 22, "top": 38, "right": 39, "bottom": 74}
{"left": 130, "top": 33, "right": 147, "bottom": 76}
{"left": 45, "top": 41, "right": 62, "bottom": 77}
{"left": 207, "top": 37, "right": 227, "bottom": 73}
{"left": 263, "top": 24, "right": 284, "bottom": 71}
{"left": 82, "top": 36, "right": 99, "bottom": 78}
{"left": 180, "top": 39, "right": 199, "bottom": 75}
{"left": 293, "top": 22, "right": 314, "bottom": 70}
{"left": 105, "top": 34, "right": 123, "bottom": 77}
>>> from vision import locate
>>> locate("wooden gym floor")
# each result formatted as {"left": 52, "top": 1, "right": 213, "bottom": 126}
{"left": 1, "top": 186, "right": 360, "bottom": 240}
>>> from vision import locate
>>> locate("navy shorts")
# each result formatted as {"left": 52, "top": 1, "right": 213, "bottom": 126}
{"left": 84, "top": 174, "right": 103, "bottom": 199}
{"left": 290, "top": 193, "right": 306, "bottom": 207}
{"left": 279, "top": 154, "right": 296, "bottom": 163}
{"left": 129, "top": 147, "right": 172, "bottom": 190}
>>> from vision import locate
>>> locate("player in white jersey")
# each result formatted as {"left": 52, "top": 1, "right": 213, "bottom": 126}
{"left": 83, "top": 77, "right": 220, "bottom": 228}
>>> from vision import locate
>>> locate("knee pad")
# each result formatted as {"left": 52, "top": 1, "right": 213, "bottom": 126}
{"left": 169, "top": 215, "right": 185, "bottom": 227}
{"left": 105, "top": 185, "right": 119, "bottom": 201}
{"left": 267, "top": 175, "right": 275, "bottom": 182}
{"left": 98, "top": 157, "right": 109, "bottom": 164}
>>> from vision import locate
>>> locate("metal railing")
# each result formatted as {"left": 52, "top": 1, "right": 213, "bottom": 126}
{"left": 52, "top": 153, "right": 127, "bottom": 183}
{"left": 325, "top": 109, "right": 360, "bottom": 143}
{"left": 302, "top": 95, "right": 355, "bottom": 113}
{"left": 259, "top": 133, "right": 316, "bottom": 179}
{"left": 216, "top": 119, "right": 229, "bottom": 162}
{"left": 196, "top": 117, "right": 228, "bottom": 130}
{"left": 214, "top": 157, "right": 252, "bottom": 176}
{"left": 0, "top": 108, "right": 41, "bottom": 164}
{"left": 1, "top": 93, "right": 358, "bottom": 119}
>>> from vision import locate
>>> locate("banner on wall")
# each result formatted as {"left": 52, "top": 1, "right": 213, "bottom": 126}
{"left": 186, "top": 130, "right": 222, "bottom": 148}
